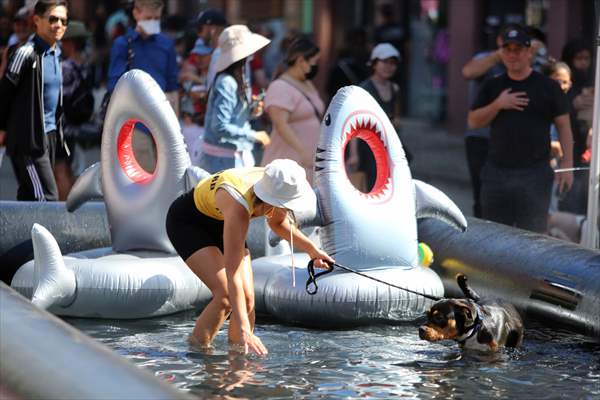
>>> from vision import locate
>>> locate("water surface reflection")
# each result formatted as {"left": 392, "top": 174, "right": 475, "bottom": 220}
{"left": 69, "top": 312, "right": 600, "bottom": 399}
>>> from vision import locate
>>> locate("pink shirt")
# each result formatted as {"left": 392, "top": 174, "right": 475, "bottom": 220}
{"left": 261, "top": 78, "right": 325, "bottom": 185}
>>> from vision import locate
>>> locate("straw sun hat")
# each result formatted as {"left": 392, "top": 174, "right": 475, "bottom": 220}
{"left": 254, "top": 159, "right": 316, "bottom": 214}
{"left": 214, "top": 25, "right": 270, "bottom": 73}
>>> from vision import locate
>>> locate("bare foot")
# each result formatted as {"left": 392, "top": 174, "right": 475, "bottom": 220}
{"left": 188, "top": 335, "right": 213, "bottom": 353}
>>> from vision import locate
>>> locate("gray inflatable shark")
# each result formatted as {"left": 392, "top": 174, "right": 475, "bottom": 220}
{"left": 252, "top": 85, "right": 467, "bottom": 326}
{"left": 11, "top": 70, "right": 213, "bottom": 317}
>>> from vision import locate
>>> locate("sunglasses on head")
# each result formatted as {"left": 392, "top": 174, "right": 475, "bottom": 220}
{"left": 46, "top": 15, "right": 68, "bottom": 26}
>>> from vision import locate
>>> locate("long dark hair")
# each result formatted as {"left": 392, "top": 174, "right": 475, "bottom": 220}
{"left": 561, "top": 38, "right": 591, "bottom": 69}
{"left": 285, "top": 36, "right": 319, "bottom": 66}
{"left": 220, "top": 58, "right": 248, "bottom": 102}
{"left": 560, "top": 38, "right": 593, "bottom": 88}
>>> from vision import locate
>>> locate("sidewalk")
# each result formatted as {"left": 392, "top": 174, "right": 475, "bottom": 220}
{"left": 401, "top": 118, "right": 473, "bottom": 217}
{"left": 0, "top": 119, "right": 474, "bottom": 217}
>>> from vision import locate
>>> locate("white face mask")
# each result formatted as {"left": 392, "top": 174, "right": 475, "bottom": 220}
{"left": 137, "top": 19, "right": 161, "bottom": 36}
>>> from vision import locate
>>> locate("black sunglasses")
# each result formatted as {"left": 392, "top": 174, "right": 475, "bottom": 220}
{"left": 47, "top": 15, "right": 69, "bottom": 26}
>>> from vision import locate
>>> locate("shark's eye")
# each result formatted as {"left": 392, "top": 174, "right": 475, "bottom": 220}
{"left": 324, "top": 113, "right": 331, "bottom": 126}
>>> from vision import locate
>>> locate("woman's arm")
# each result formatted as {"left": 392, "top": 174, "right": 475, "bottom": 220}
{"left": 218, "top": 190, "right": 249, "bottom": 329}
{"left": 267, "top": 208, "right": 334, "bottom": 268}
{"left": 267, "top": 105, "right": 312, "bottom": 167}
{"left": 216, "top": 190, "right": 267, "bottom": 355}
{"left": 208, "top": 76, "right": 270, "bottom": 146}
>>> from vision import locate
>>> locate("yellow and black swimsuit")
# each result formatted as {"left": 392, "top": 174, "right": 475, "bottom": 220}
{"left": 165, "top": 167, "right": 265, "bottom": 260}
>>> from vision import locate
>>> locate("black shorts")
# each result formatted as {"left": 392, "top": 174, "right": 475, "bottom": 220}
{"left": 166, "top": 190, "right": 227, "bottom": 260}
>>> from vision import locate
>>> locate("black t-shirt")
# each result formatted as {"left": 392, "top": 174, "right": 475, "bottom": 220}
{"left": 472, "top": 71, "right": 569, "bottom": 168}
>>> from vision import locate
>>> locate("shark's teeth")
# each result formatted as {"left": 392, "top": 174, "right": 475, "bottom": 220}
{"left": 380, "top": 128, "right": 388, "bottom": 148}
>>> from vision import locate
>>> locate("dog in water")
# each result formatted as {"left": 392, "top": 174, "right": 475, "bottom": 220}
{"left": 419, "top": 274, "right": 524, "bottom": 351}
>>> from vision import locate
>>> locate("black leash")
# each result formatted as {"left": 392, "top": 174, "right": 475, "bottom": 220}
{"left": 306, "top": 259, "right": 443, "bottom": 301}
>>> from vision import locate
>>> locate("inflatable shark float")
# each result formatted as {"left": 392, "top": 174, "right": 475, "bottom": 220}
{"left": 10, "top": 71, "right": 466, "bottom": 323}
{"left": 251, "top": 85, "right": 466, "bottom": 326}
{"left": 11, "top": 70, "right": 213, "bottom": 318}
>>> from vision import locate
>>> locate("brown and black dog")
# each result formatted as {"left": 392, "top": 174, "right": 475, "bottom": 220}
{"left": 419, "top": 274, "right": 524, "bottom": 351}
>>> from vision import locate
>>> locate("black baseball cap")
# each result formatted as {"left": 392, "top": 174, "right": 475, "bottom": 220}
{"left": 196, "top": 9, "right": 227, "bottom": 27}
{"left": 501, "top": 26, "right": 531, "bottom": 47}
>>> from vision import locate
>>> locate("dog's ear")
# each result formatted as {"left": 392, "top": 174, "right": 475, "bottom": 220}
{"left": 454, "top": 300, "right": 477, "bottom": 330}
{"left": 462, "top": 306, "right": 473, "bottom": 322}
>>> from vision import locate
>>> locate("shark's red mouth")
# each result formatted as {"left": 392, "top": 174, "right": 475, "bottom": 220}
{"left": 117, "top": 119, "right": 154, "bottom": 184}
{"left": 342, "top": 113, "right": 392, "bottom": 201}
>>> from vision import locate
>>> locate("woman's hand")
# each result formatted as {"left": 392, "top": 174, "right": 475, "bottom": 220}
{"left": 309, "top": 248, "right": 334, "bottom": 269}
{"left": 573, "top": 88, "right": 594, "bottom": 110}
{"left": 232, "top": 329, "right": 268, "bottom": 356}
{"left": 254, "top": 130, "right": 271, "bottom": 147}
{"left": 250, "top": 96, "right": 264, "bottom": 117}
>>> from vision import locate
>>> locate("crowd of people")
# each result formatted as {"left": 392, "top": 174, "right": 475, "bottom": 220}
{"left": 462, "top": 24, "right": 594, "bottom": 242}
{"left": 0, "top": 0, "right": 596, "bottom": 355}
{"left": 0, "top": 0, "right": 412, "bottom": 198}
{"left": 0, "top": 1, "right": 595, "bottom": 236}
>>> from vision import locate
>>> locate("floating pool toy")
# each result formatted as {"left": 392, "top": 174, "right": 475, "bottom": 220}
{"left": 11, "top": 70, "right": 213, "bottom": 317}
{"left": 10, "top": 77, "right": 466, "bottom": 323}
{"left": 252, "top": 86, "right": 467, "bottom": 326}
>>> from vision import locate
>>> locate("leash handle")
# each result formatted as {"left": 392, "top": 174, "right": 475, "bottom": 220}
{"left": 306, "top": 259, "right": 334, "bottom": 295}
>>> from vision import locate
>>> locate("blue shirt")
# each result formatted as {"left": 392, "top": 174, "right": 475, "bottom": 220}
{"left": 107, "top": 28, "right": 178, "bottom": 93}
{"left": 34, "top": 35, "right": 62, "bottom": 133}
{"left": 203, "top": 73, "right": 257, "bottom": 151}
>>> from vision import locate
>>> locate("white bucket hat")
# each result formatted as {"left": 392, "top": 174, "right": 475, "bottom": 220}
{"left": 254, "top": 159, "right": 316, "bottom": 213}
{"left": 215, "top": 25, "right": 270, "bottom": 73}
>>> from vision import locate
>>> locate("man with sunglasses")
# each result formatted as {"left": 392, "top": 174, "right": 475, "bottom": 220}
{"left": 0, "top": 0, "right": 68, "bottom": 201}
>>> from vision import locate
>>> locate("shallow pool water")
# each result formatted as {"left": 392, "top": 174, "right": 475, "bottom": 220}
{"left": 69, "top": 312, "right": 599, "bottom": 399}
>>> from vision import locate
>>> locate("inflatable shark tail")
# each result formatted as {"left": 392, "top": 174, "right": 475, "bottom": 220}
{"left": 413, "top": 180, "right": 467, "bottom": 232}
{"left": 31, "top": 224, "right": 76, "bottom": 309}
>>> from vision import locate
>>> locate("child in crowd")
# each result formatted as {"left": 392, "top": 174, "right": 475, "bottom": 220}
{"left": 543, "top": 61, "right": 592, "bottom": 242}
{"left": 544, "top": 62, "right": 572, "bottom": 169}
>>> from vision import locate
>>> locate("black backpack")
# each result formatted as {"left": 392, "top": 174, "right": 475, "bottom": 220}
{"left": 63, "top": 63, "right": 95, "bottom": 125}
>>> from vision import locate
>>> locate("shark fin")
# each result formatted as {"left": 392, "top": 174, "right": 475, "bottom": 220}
{"left": 66, "top": 162, "right": 103, "bottom": 212}
{"left": 413, "top": 179, "right": 468, "bottom": 232}
{"left": 31, "top": 223, "right": 76, "bottom": 309}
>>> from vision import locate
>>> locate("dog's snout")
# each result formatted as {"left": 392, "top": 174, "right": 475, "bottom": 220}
{"left": 418, "top": 326, "right": 427, "bottom": 339}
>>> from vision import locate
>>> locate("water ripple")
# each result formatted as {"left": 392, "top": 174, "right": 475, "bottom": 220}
{"left": 67, "top": 312, "right": 600, "bottom": 399}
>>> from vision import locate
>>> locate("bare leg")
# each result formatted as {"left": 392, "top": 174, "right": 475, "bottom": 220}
{"left": 228, "top": 250, "right": 255, "bottom": 344}
{"left": 53, "top": 160, "right": 75, "bottom": 201}
{"left": 185, "top": 246, "right": 231, "bottom": 347}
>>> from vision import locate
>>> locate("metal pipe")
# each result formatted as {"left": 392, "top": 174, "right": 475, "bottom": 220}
{"left": 0, "top": 283, "right": 193, "bottom": 400}
{"left": 0, "top": 201, "right": 110, "bottom": 284}
{"left": 419, "top": 217, "right": 600, "bottom": 338}
{"left": 582, "top": 15, "right": 600, "bottom": 249}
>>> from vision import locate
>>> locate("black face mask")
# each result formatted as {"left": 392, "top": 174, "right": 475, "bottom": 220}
{"left": 305, "top": 64, "right": 319, "bottom": 80}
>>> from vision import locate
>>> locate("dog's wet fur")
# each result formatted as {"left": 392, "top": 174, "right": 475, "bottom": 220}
{"left": 419, "top": 274, "right": 524, "bottom": 351}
